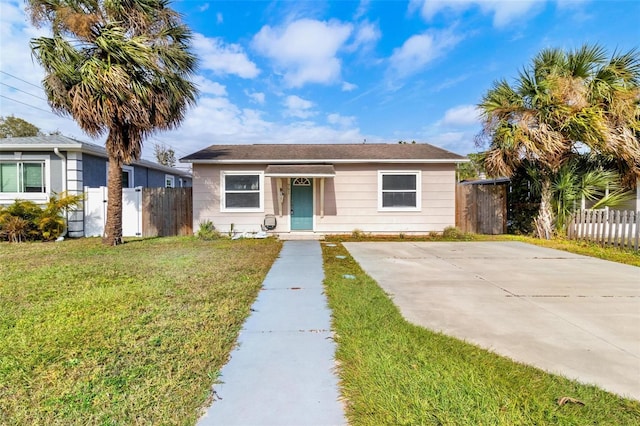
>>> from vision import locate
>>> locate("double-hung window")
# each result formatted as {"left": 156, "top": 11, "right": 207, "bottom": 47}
{"left": 0, "top": 161, "right": 46, "bottom": 193}
{"left": 378, "top": 171, "right": 421, "bottom": 211}
{"left": 222, "top": 172, "right": 263, "bottom": 211}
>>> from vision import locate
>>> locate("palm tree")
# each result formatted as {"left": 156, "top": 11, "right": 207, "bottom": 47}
{"left": 477, "top": 44, "right": 640, "bottom": 239}
{"left": 27, "top": 0, "right": 198, "bottom": 245}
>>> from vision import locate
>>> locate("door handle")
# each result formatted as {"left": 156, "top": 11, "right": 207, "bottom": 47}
{"left": 291, "top": 209, "right": 294, "bottom": 215}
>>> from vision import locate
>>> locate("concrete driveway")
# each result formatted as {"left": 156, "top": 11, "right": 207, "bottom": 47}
{"left": 343, "top": 241, "right": 640, "bottom": 400}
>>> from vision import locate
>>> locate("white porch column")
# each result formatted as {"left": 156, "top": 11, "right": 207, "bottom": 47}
{"left": 320, "top": 177, "right": 325, "bottom": 218}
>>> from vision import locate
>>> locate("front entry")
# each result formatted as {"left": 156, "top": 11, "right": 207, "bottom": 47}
{"left": 290, "top": 178, "right": 313, "bottom": 230}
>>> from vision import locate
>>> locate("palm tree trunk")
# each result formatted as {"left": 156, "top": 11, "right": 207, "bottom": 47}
{"left": 103, "top": 156, "right": 124, "bottom": 246}
{"left": 533, "top": 178, "right": 554, "bottom": 239}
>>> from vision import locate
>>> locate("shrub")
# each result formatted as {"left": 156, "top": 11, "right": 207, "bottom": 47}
{"left": 0, "top": 192, "right": 82, "bottom": 242}
{"left": 351, "top": 228, "right": 365, "bottom": 239}
{"left": 442, "top": 226, "right": 467, "bottom": 240}
{"left": 0, "top": 215, "right": 31, "bottom": 242}
{"left": 197, "top": 220, "right": 221, "bottom": 240}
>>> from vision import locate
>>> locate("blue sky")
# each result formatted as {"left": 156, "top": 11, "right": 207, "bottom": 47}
{"left": 1, "top": 0, "right": 638, "bottom": 166}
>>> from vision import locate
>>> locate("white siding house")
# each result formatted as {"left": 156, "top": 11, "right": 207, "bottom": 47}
{"left": 182, "top": 143, "right": 467, "bottom": 236}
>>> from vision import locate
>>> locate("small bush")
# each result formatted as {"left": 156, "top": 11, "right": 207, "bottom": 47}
{"left": 197, "top": 220, "right": 221, "bottom": 240}
{"left": 351, "top": 228, "right": 365, "bottom": 239}
{"left": 0, "top": 193, "right": 82, "bottom": 242}
{"left": 442, "top": 226, "right": 468, "bottom": 240}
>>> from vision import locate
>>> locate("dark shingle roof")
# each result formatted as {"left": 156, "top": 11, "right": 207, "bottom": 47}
{"left": 181, "top": 143, "right": 466, "bottom": 163}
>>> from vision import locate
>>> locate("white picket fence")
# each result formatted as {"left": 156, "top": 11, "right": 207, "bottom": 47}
{"left": 567, "top": 210, "right": 639, "bottom": 251}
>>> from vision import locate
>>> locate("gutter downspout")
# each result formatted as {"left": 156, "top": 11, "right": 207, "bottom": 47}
{"left": 53, "top": 148, "right": 67, "bottom": 193}
{"left": 53, "top": 148, "right": 68, "bottom": 239}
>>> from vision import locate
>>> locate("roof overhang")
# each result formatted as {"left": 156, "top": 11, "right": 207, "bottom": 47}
{"left": 264, "top": 164, "right": 336, "bottom": 178}
{"left": 183, "top": 158, "right": 468, "bottom": 164}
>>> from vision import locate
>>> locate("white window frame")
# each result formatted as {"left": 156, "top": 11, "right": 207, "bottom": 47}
{"left": 0, "top": 155, "right": 50, "bottom": 202}
{"left": 122, "top": 165, "right": 134, "bottom": 188}
{"left": 105, "top": 163, "right": 135, "bottom": 188}
{"left": 220, "top": 171, "right": 264, "bottom": 212}
{"left": 165, "top": 174, "right": 175, "bottom": 188}
{"left": 378, "top": 170, "right": 421, "bottom": 212}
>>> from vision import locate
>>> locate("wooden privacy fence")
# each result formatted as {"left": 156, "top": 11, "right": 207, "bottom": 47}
{"left": 456, "top": 183, "right": 507, "bottom": 234}
{"left": 567, "top": 210, "right": 639, "bottom": 251}
{"left": 142, "top": 187, "right": 192, "bottom": 237}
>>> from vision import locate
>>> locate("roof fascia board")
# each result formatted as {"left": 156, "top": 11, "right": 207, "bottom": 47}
{"left": 183, "top": 158, "right": 468, "bottom": 164}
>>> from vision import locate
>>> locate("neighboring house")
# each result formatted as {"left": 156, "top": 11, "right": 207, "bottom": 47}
{"left": 181, "top": 143, "right": 467, "bottom": 236}
{"left": 1, "top": 135, "right": 192, "bottom": 237}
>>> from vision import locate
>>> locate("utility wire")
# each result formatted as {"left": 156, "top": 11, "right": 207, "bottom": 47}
{"left": 0, "top": 70, "right": 42, "bottom": 90}
{"left": 0, "top": 82, "right": 48, "bottom": 102}
{"left": 0, "top": 94, "right": 54, "bottom": 114}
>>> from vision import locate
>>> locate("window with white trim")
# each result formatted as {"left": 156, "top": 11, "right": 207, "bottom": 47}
{"left": 378, "top": 171, "right": 421, "bottom": 210}
{"left": 222, "top": 172, "right": 263, "bottom": 211}
{"left": 0, "top": 161, "right": 46, "bottom": 193}
{"left": 165, "top": 175, "right": 175, "bottom": 188}
{"left": 122, "top": 165, "right": 134, "bottom": 188}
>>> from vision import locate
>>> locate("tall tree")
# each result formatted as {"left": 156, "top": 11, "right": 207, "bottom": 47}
{"left": 154, "top": 142, "right": 176, "bottom": 167}
{"left": 27, "top": 0, "right": 198, "bottom": 245}
{"left": 477, "top": 44, "right": 640, "bottom": 239}
{"left": 0, "top": 116, "right": 40, "bottom": 138}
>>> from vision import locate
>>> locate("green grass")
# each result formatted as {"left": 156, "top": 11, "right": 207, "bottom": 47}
{"left": 322, "top": 242, "right": 640, "bottom": 425}
{"left": 0, "top": 236, "right": 282, "bottom": 425}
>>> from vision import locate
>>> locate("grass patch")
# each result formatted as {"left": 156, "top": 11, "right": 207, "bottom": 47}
{"left": 0, "top": 236, "right": 281, "bottom": 424}
{"left": 322, "top": 242, "right": 640, "bottom": 425}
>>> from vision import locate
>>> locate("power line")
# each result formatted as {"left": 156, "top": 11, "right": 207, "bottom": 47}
{"left": 0, "top": 94, "right": 55, "bottom": 115}
{"left": 0, "top": 70, "right": 42, "bottom": 90}
{"left": 0, "top": 82, "right": 48, "bottom": 102}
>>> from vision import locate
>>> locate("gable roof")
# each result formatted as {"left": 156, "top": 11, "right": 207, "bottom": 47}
{"left": 0, "top": 135, "right": 191, "bottom": 177}
{"left": 181, "top": 143, "right": 467, "bottom": 164}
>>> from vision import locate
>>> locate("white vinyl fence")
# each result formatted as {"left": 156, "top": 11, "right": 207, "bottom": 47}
{"left": 567, "top": 209, "right": 639, "bottom": 251}
{"left": 84, "top": 186, "right": 143, "bottom": 237}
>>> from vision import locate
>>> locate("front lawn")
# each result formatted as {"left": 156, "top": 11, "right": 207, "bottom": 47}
{"left": 323, "top": 242, "right": 640, "bottom": 425}
{"left": 0, "top": 237, "right": 281, "bottom": 424}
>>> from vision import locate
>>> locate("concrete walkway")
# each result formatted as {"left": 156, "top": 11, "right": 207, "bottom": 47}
{"left": 198, "top": 241, "right": 345, "bottom": 426}
{"left": 344, "top": 241, "right": 640, "bottom": 400}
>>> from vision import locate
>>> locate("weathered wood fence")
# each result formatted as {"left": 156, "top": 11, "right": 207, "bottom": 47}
{"left": 456, "top": 183, "right": 507, "bottom": 234}
{"left": 142, "top": 187, "right": 192, "bottom": 237}
{"left": 567, "top": 210, "right": 639, "bottom": 251}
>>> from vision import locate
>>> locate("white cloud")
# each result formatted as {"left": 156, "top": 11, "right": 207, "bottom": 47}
{"left": 193, "top": 75, "right": 227, "bottom": 96}
{"left": 327, "top": 113, "right": 356, "bottom": 128}
{"left": 409, "top": 0, "right": 544, "bottom": 28}
{"left": 283, "top": 95, "right": 315, "bottom": 118}
{"left": 354, "top": 0, "right": 371, "bottom": 20}
{"left": 192, "top": 33, "right": 260, "bottom": 78}
{"left": 216, "top": 12, "right": 223, "bottom": 24}
{"left": 252, "top": 18, "right": 353, "bottom": 87}
{"left": 441, "top": 104, "right": 481, "bottom": 127}
{"left": 428, "top": 131, "right": 476, "bottom": 154}
{"left": 342, "top": 82, "right": 358, "bottom": 92}
{"left": 389, "top": 30, "right": 462, "bottom": 78}
{"left": 347, "top": 20, "right": 381, "bottom": 52}
{"left": 245, "top": 90, "right": 266, "bottom": 104}
{"left": 199, "top": 3, "right": 210, "bottom": 12}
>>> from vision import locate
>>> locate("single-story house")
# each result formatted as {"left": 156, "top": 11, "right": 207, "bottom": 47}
{"left": 181, "top": 143, "right": 467, "bottom": 236}
{"left": 1, "top": 135, "right": 192, "bottom": 237}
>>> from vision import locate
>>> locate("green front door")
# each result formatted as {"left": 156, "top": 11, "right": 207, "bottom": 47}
{"left": 291, "top": 178, "right": 313, "bottom": 230}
